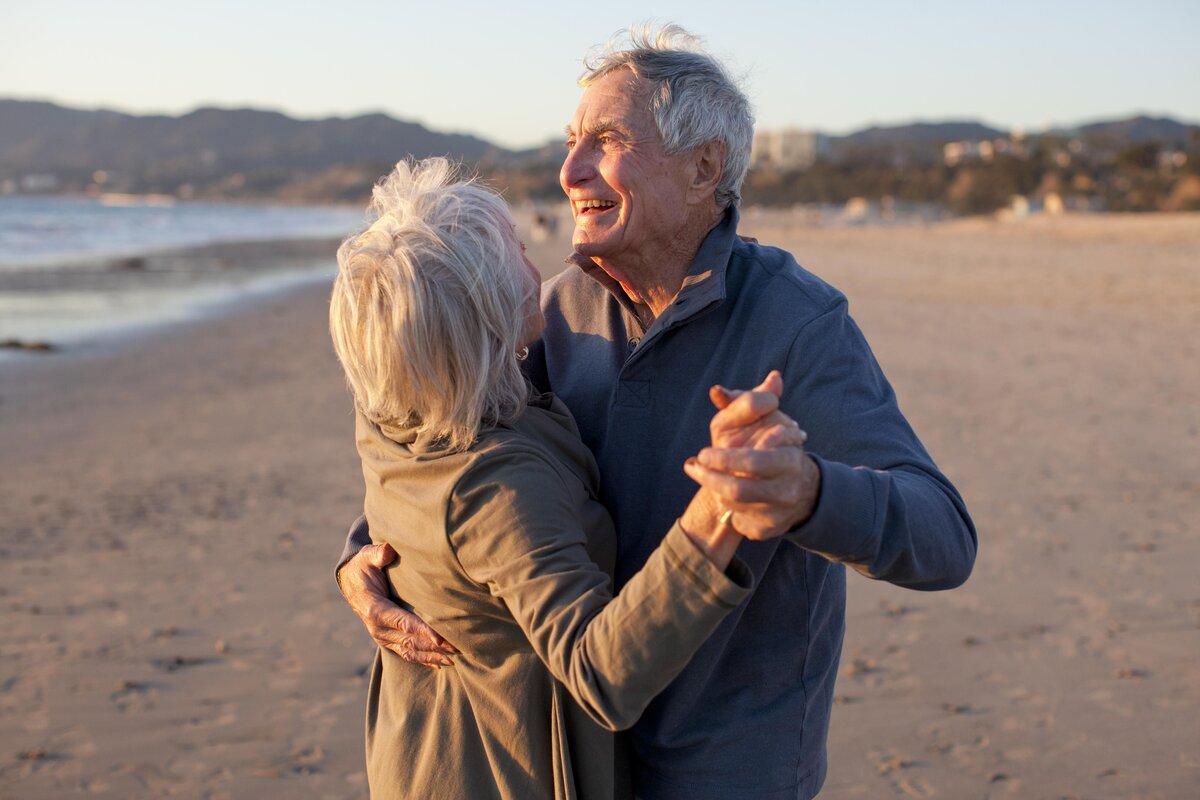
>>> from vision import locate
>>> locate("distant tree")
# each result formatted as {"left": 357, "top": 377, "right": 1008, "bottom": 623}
{"left": 1117, "top": 142, "right": 1160, "bottom": 171}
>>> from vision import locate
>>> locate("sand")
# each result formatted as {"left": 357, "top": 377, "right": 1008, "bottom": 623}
{"left": 1, "top": 213, "right": 1197, "bottom": 798}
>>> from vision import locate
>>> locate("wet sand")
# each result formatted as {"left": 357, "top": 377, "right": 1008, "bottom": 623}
{"left": 1, "top": 213, "right": 1197, "bottom": 798}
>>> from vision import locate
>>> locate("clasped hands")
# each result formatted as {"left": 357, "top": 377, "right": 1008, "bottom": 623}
{"left": 683, "top": 370, "right": 821, "bottom": 541}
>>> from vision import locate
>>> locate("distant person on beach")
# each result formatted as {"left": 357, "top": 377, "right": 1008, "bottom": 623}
{"left": 329, "top": 156, "right": 810, "bottom": 797}
{"left": 336, "top": 24, "right": 976, "bottom": 799}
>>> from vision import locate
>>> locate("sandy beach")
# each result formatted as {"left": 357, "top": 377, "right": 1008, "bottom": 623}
{"left": 1, "top": 213, "right": 1197, "bottom": 798}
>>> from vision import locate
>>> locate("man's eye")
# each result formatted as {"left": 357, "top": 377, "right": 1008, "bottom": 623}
{"left": 565, "top": 138, "right": 576, "bottom": 150}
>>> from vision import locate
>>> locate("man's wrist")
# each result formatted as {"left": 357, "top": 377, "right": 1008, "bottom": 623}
{"left": 785, "top": 454, "right": 822, "bottom": 531}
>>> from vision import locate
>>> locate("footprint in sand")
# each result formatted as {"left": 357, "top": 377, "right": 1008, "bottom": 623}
{"left": 868, "top": 747, "right": 935, "bottom": 797}
{"left": 109, "top": 679, "right": 159, "bottom": 713}
{"left": 151, "top": 655, "right": 216, "bottom": 673}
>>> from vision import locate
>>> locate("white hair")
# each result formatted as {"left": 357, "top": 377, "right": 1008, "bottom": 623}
{"left": 581, "top": 23, "right": 755, "bottom": 209}
{"left": 329, "top": 158, "right": 532, "bottom": 452}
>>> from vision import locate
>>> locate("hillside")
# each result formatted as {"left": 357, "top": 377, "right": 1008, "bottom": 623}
{"left": 0, "top": 100, "right": 506, "bottom": 201}
{"left": 1, "top": 100, "right": 1196, "bottom": 210}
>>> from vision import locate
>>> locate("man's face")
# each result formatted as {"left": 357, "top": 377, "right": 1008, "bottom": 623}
{"left": 560, "top": 69, "right": 694, "bottom": 270}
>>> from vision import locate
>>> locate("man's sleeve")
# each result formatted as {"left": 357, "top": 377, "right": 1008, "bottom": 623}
{"left": 782, "top": 296, "right": 977, "bottom": 590}
{"left": 335, "top": 514, "right": 372, "bottom": 581}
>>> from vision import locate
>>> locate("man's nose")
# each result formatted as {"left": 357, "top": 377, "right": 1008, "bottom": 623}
{"left": 560, "top": 144, "right": 597, "bottom": 188}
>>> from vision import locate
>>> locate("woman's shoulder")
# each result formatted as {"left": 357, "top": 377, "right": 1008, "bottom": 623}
{"left": 461, "top": 412, "right": 573, "bottom": 496}
{"left": 445, "top": 419, "right": 594, "bottom": 570}
{"left": 452, "top": 399, "right": 597, "bottom": 518}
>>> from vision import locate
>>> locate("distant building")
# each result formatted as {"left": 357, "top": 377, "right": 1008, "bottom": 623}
{"left": 19, "top": 174, "right": 58, "bottom": 192}
{"left": 944, "top": 140, "right": 995, "bottom": 166}
{"left": 1159, "top": 150, "right": 1188, "bottom": 170}
{"left": 752, "top": 128, "right": 828, "bottom": 170}
{"left": 944, "top": 134, "right": 1031, "bottom": 166}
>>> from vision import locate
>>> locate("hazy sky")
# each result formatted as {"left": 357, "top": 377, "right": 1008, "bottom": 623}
{"left": 2, "top": 1, "right": 1197, "bottom": 149}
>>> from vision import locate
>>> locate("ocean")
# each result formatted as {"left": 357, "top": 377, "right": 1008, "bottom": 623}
{"left": 0, "top": 196, "right": 364, "bottom": 268}
{"left": 0, "top": 196, "right": 365, "bottom": 352}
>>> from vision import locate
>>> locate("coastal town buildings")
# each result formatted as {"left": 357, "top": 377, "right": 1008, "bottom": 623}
{"left": 751, "top": 128, "right": 828, "bottom": 170}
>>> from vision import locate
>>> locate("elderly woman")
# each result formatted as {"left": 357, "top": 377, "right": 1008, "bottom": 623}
{"left": 328, "top": 158, "right": 780, "bottom": 799}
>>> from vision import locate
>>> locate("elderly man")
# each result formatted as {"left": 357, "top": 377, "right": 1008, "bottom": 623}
{"left": 337, "top": 25, "right": 975, "bottom": 800}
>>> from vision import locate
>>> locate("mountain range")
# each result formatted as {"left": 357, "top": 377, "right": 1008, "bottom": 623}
{"left": 0, "top": 100, "right": 500, "bottom": 176}
{"left": 1, "top": 99, "right": 1195, "bottom": 202}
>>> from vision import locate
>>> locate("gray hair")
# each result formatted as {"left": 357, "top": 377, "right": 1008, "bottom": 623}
{"left": 329, "top": 157, "right": 532, "bottom": 452}
{"left": 581, "top": 23, "right": 755, "bottom": 209}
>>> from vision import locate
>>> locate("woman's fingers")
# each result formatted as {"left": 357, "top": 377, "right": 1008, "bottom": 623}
{"left": 755, "top": 370, "right": 784, "bottom": 398}
{"left": 697, "top": 445, "right": 805, "bottom": 478}
{"left": 709, "top": 372, "right": 794, "bottom": 449}
{"left": 710, "top": 388, "right": 780, "bottom": 435}
{"left": 744, "top": 422, "right": 808, "bottom": 450}
{"left": 708, "top": 384, "right": 740, "bottom": 410}
{"left": 685, "top": 458, "right": 791, "bottom": 504}
{"left": 709, "top": 370, "right": 783, "bottom": 411}
{"left": 712, "top": 410, "right": 804, "bottom": 451}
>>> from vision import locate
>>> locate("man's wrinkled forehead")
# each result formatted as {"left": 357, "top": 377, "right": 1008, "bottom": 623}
{"left": 565, "top": 70, "right": 655, "bottom": 135}
{"left": 564, "top": 117, "right": 635, "bottom": 140}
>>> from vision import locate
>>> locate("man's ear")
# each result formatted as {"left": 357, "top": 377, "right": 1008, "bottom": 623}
{"left": 687, "top": 139, "right": 727, "bottom": 204}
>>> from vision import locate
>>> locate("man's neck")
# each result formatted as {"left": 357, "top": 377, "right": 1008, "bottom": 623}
{"left": 596, "top": 208, "right": 725, "bottom": 319}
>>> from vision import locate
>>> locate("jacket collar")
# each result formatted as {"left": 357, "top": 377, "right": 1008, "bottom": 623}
{"left": 565, "top": 207, "right": 740, "bottom": 330}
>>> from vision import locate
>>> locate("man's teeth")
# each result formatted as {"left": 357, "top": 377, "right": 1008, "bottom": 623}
{"left": 579, "top": 200, "right": 616, "bottom": 210}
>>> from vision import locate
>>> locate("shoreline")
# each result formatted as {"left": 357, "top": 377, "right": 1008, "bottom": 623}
{"left": 0, "top": 236, "right": 345, "bottom": 361}
{"left": 0, "top": 234, "right": 347, "bottom": 274}
{"left": 0, "top": 195, "right": 365, "bottom": 270}
{"left": 0, "top": 276, "right": 337, "bottom": 368}
{"left": 0, "top": 201, "right": 577, "bottom": 363}
{"left": 4, "top": 209, "right": 1196, "bottom": 361}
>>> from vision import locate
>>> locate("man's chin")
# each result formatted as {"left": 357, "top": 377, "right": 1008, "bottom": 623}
{"left": 571, "top": 236, "right": 612, "bottom": 260}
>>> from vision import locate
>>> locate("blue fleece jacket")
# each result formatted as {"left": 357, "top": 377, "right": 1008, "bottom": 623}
{"left": 520, "top": 208, "right": 976, "bottom": 799}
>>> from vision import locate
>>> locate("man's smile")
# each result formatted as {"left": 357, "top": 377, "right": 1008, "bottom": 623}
{"left": 574, "top": 198, "right": 618, "bottom": 217}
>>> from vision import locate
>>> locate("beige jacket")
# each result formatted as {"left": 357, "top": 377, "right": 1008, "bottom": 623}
{"left": 356, "top": 391, "right": 751, "bottom": 800}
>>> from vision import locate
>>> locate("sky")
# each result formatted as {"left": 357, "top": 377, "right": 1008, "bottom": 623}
{"left": 1, "top": 0, "right": 1197, "bottom": 150}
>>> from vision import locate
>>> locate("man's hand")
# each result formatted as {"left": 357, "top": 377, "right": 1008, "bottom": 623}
{"left": 683, "top": 371, "right": 821, "bottom": 540}
{"left": 337, "top": 543, "right": 459, "bottom": 667}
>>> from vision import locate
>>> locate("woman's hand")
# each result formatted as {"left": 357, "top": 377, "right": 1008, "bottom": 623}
{"left": 683, "top": 371, "right": 821, "bottom": 541}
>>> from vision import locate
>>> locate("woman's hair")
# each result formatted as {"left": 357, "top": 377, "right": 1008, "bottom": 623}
{"left": 329, "top": 157, "right": 532, "bottom": 452}
{"left": 580, "top": 23, "right": 755, "bottom": 209}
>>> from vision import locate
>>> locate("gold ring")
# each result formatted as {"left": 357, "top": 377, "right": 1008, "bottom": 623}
{"left": 719, "top": 509, "right": 735, "bottom": 528}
